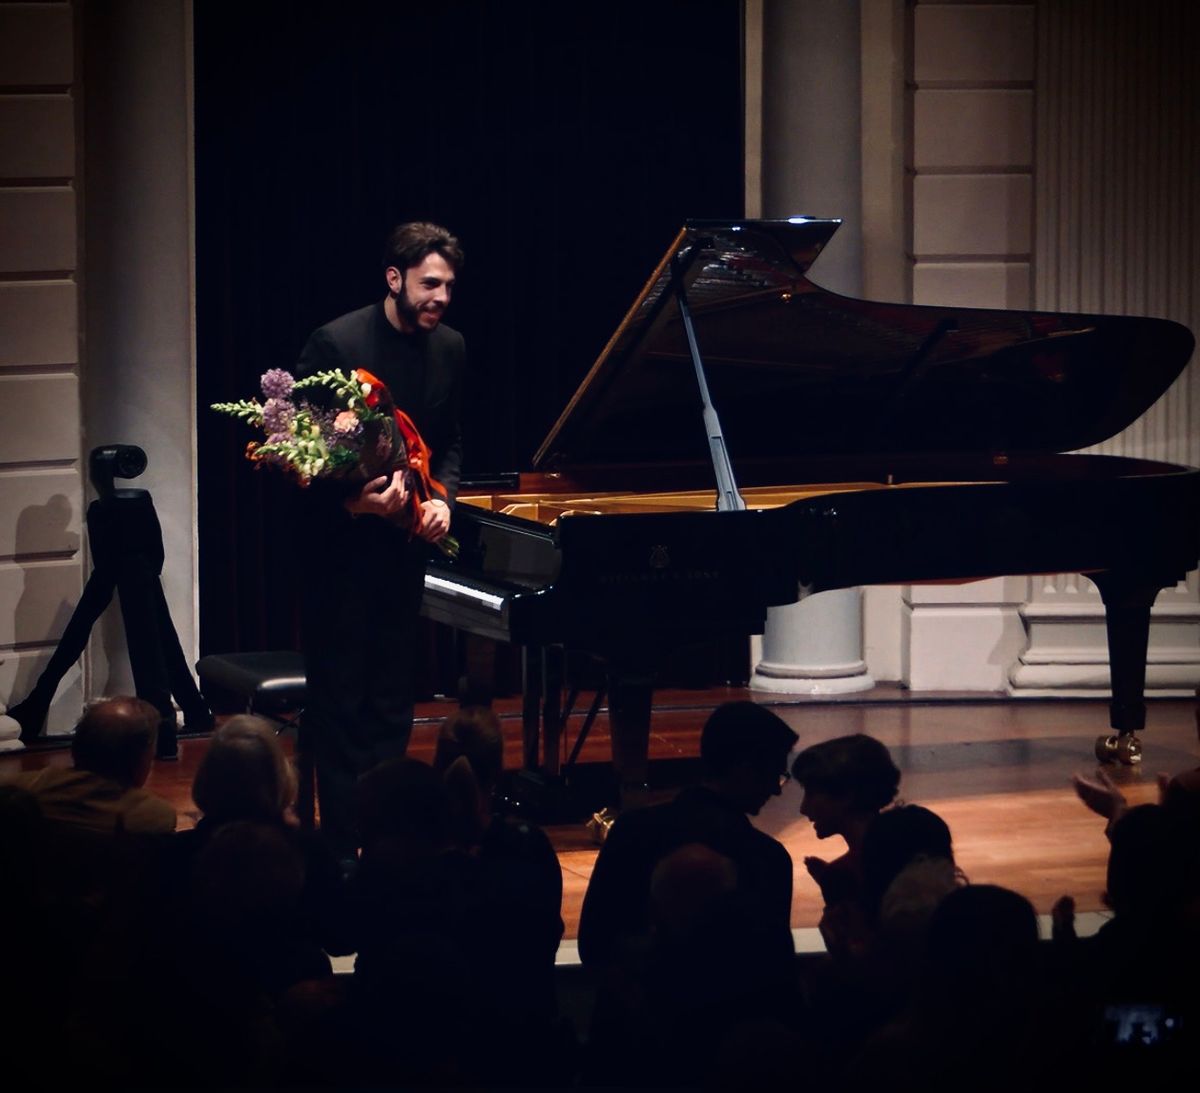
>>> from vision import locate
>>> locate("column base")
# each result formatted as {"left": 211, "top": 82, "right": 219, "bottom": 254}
{"left": 0, "top": 712, "right": 24, "bottom": 752}
{"left": 1008, "top": 661, "right": 1200, "bottom": 698}
{"left": 751, "top": 663, "right": 876, "bottom": 695}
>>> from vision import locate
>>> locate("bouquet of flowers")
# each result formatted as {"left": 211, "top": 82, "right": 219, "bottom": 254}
{"left": 212, "top": 367, "right": 458, "bottom": 557}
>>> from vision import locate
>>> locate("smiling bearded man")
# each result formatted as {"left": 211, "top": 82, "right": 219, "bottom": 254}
{"left": 293, "top": 222, "right": 465, "bottom": 871}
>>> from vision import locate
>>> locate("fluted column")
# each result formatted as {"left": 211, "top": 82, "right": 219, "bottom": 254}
{"left": 1009, "top": 0, "right": 1200, "bottom": 698}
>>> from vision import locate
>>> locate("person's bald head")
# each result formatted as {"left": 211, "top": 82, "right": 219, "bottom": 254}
{"left": 70, "top": 696, "right": 160, "bottom": 786}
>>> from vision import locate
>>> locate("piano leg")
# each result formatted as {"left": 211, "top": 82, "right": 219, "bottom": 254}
{"left": 521, "top": 643, "right": 543, "bottom": 772}
{"left": 520, "top": 643, "right": 566, "bottom": 777}
{"left": 585, "top": 665, "right": 655, "bottom": 840}
{"left": 607, "top": 666, "right": 655, "bottom": 809}
{"left": 543, "top": 646, "right": 564, "bottom": 778}
{"left": 1092, "top": 571, "right": 1170, "bottom": 764}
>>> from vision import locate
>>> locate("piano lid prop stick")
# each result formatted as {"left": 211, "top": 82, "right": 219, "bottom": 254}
{"left": 672, "top": 252, "right": 746, "bottom": 513}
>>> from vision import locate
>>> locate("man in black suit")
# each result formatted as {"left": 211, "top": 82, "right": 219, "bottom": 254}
{"left": 578, "top": 701, "right": 799, "bottom": 970}
{"left": 295, "top": 222, "right": 465, "bottom": 866}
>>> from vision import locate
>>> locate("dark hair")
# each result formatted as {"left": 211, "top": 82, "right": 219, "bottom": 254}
{"left": 433, "top": 705, "right": 504, "bottom": 791}
{"left": 1162, "top": 765, "right": 1200, "bottom": 832}
{"left": 1106, "top": 803, "right": 1198, "bottom": 918}
{"left": 861, "top": 804, "right": 955, "bottom": 917}
{"left": 700, "top": 701, "right": 798, "bottom": 778}
{"left": 356, "top": 757, "right": 450, "bottom": 849}
{"left": 71, "top": 696, "right": 160, "bottom": 784}
{"left": 925, "top": 884, "right": 1039, "bottom": 1000}
{"left": 790, "top": 734, "right": 900, "bottom": 813}
{"left": 192, "top": 715, "right": 297, "bottom": 824}
{"left": 382, "top": 221, "right": 464, "bottom": 274}
{"left": 191, "top": 821, "right": 306, "bottom": 940}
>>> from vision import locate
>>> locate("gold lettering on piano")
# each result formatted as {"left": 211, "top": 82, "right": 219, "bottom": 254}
{"left": 598, "top": 569, "right": 722, "bottom": 585}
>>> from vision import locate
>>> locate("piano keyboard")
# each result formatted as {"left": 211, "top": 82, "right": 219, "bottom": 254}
{"left": 424, "top": 573, "right": 506, "bottom": 612}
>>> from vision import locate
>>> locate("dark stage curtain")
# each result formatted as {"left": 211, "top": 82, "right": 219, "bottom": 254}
{"left": 195, "top": 1, "right": 745, "bottom": 658}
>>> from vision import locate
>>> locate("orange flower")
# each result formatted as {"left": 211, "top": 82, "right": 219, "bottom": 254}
{"left": 354, "top": 368, "right": 386, "bottom": 410}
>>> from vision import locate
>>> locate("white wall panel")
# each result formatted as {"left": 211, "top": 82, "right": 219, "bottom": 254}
{"left": 0, "top": 2, "right": 84, "bottom": 739}
{"left": 0, "top": 95, "right": 74, "bottom": 177}
{"left": 898, "top": 3, "right": 1036, "bottom": 689}
{"left": 913, "top": 3, "right": 1035, "bottom": 83}
{"left": 0, "top": 188, "right": 76, "bottom": 272}
{"left": 913, "top": 174, "right": 1032, "bottom": 256}
{"left": 0, "top": 470, "right": 82, "bottom": 556}
{"left": 902, "top": 602, "right": 1029, "bottom": 691}
{"left": 0, "top": 559, "right": 81, "bottom": 646}
{"left": 0, "top": 3, "right": 74, "bottom": 86}
{"left": 0, "top": 281, "right": 78, "bottom": 366}
{"left": 913, "top": 261, "right": 1030, "bottom": 307}
{"left": 913, "top": 89, "right": 1032, "bottom": 169}
{"left": 0, "top": 374, "right": 80, "bottom": 462}
{"left": 0, "top": 651, "right": 81, "bottom": 738}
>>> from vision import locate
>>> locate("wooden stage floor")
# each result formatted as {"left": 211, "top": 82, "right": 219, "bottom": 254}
{"left": 8, "top": 686, "right": 1199, "bottom": 941}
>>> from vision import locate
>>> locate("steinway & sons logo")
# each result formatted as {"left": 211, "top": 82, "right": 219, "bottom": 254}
{"left": 597, "top": 544, "right": 720, "bottom": 585}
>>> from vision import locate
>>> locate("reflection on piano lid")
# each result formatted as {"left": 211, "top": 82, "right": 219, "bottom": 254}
{"left": 535, "top": 219, "right": 1194, "bottom": 469}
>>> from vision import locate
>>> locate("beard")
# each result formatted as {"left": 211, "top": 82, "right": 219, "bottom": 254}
{"left": 392, "top": 280, "right": 442, "bottom": 332}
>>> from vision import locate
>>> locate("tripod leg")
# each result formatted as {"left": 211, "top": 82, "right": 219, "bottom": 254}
{"left": 152, "top": 581, "right": 213, "bottom": 732}
{"left": 116, "top": 561, "right": 178, "bottom": 759}
{"left": 7, "top": 568, "right": 116, "bottom": 740}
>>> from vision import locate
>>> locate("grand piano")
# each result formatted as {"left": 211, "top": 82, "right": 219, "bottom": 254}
{"left": 421, "top": 218, "right": 1200, "bottom": 800}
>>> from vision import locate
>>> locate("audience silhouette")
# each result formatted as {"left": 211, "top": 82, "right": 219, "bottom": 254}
{"left": 5, "top": 700, "right": 1198, "bottom": 1089}
{"left": 9, "top": 695, "right": 176, "bottom": 835}
{"left": 578, "top": 701, "right": 798, "bottom": 971}
{"left": 791, "top": 733, "right": 901, "bottom": 956}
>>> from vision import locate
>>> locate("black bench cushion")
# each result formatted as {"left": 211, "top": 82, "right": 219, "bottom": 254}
{"left": 196, "top": 651, "right": 307, "bottom": 713}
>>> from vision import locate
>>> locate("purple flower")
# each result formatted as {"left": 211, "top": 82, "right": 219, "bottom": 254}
{"left": 262, "top": 397, "right": 294, "bottom": 435}
{"left": 260, "top": 368, "right": 295, "bottom": 400}
{"left": 312, "top": 408, "right": 337, "bottom": 435}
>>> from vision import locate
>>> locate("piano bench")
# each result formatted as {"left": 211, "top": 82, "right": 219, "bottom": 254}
{"left": 196, "top": 651, "right": 307, "bottom": 717}
{"left": 195, "top": 651, "right": 315, "bottom": 830}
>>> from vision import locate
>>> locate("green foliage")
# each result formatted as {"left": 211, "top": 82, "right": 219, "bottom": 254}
{"left": 210, "top": 398, "right": 264, "bottom": 424}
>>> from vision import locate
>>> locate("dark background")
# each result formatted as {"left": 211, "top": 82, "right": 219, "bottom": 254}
{"left": 195, "top": 1, "right": 745, "bottom": 664}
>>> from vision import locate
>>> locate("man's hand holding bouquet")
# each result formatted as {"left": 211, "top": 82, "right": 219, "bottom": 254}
{"left": 212, "top": 367, "right": 458, "bottom": 557}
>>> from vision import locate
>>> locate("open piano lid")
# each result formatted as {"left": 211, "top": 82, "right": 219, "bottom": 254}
{"left": 532, "top": 218, "right": 1195, "bottom": 470}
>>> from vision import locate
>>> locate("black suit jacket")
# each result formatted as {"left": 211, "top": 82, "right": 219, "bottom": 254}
{"left": 296, "top": 301, "right": 464, "bottom": 504}
{"left": 577, "top": 785, "right": 795, "bottom": 969}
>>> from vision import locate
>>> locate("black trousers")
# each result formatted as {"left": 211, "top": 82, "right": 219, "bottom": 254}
{"left": 300, "top": 514, "right": 428, "bottom": 859}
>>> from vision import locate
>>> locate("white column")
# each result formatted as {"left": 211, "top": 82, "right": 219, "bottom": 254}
{"left": 749, "top": 0, "right": 874, "bottom": 695}
{"left": 80, "top": 0, "right": 198, "bottom": 699}
{"left": 753, "top": 590, "right": 874, "bottom": 695}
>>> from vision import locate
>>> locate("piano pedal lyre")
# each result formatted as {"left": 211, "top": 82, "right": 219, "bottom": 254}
{"left": 1094, "top": 733, "right": 1143, "bottom": 765}
{"left": 586, "top": 806, "right": 618, "bottom": 844}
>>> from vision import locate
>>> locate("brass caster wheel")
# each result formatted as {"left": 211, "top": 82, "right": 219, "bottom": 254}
{"left": 586, "top": 805, "right": 618, "bottom": 845}
{"left": 1094, "top": 734, "right": 1120, "bottom": 763}
{"left": 1114, "top": 735, "right": 1143, "bottom": 765}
